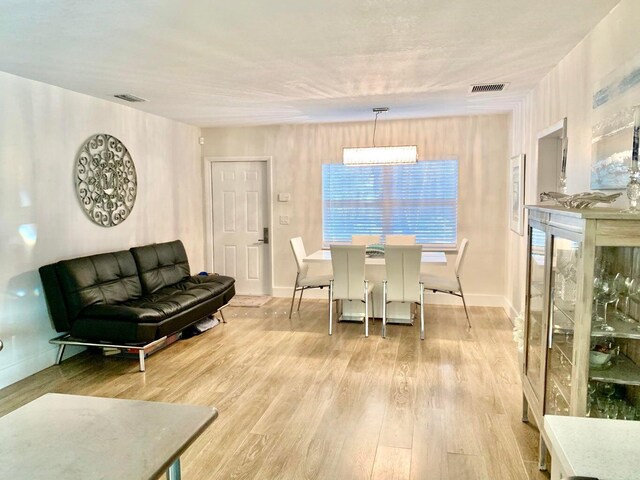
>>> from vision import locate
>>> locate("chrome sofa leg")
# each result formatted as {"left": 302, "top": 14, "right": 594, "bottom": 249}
{"left": 139, "top": 350, "right": 146, "bottom": 372}
{"left": 55, "top": 344, "right": 66, "bottom": 365}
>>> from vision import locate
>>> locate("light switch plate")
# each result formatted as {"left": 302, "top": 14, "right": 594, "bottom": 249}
{"left": 278, "top": 193, "right": 291, "bottom": 202}
{"left": 279, "top": 215, "right": 290, "bottom": 225}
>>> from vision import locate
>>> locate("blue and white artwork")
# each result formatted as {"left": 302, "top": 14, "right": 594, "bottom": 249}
{"left": 591, "top": 53, "right": 640, "bottom": 190}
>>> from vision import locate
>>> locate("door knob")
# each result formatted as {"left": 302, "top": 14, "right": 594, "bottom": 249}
{"left": 0, "top": 339, "right": 3, "bottom": 352}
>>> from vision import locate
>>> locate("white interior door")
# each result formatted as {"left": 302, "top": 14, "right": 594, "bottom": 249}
{"left": 211, "top": 161, "right": 270, "bottom": 295}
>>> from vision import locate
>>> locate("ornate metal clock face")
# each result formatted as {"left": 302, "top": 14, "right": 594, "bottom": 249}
{"left": 75, "top": 134, "right": 137, "bottom": 227}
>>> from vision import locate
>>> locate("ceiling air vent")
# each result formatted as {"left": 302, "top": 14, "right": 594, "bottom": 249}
{"left": 469, "top": 83, "right": 509, "bottom": 93}
{"left": 113, "top": 94, "right": 147, "bottom": 102}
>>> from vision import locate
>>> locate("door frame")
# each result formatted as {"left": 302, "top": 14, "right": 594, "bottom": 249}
{"left": 535, "top": 117, "right": 567, "bottom": 198}
{"left": 204, "top": 156, "right": 274, "bottom": 295}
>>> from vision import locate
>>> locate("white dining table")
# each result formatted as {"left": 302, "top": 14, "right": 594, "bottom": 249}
{"left": 304, "top": 249, "right": 447, "bottom": 323}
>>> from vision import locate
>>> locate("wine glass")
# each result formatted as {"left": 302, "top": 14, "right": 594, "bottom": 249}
{"left": 613, "top": 274, "right": 633, "bottom": 322}
{"left": 599, "top": 382, "right": 616, "bottom": 399}
{"left": 627, "top": 278, "right": 640, "bottom": 329}
{"left": 615, "top": 276, "right": 634, "bottom": 322}
{"left": 594, "top": 276, "right": 618, "bottom": 332}
{"left": 592, "top": 276, "right": 604, "bottom": 322}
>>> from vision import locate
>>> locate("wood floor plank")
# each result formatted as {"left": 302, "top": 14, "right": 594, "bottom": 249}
{"left": 0, "top": 299, "right": 550, "bottom": 480}
{"left": 410, "top": 407, "right": 449, "bottom": 480}
{"left": 371, "top": 445, "right": 412, "bottom": 480}
{"left": 447, "top": 453, "right": 490, "bottom": 480}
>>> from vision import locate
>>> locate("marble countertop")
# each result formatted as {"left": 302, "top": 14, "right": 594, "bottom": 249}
{"left": 544, "top": 415, "right": 640, "bottom": 480}
{"left": 0, "top": 393, "right": 217, "bottom": 480}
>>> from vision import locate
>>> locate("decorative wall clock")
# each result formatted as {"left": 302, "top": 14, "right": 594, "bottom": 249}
{"left": 75, "top": 134, "right": 137, "bottom": 227}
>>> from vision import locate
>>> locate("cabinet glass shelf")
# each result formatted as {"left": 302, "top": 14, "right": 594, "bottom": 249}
{"left": 591, "top": 315, "right": 640, "bottom": 340}
{"left": 589, "top": 353, "right": 640, "bottom": 386}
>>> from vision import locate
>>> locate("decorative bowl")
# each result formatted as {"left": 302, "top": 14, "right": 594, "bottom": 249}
{"left": 539, "top": 191, "right": 622, "bottom": 209}
{"left": 590, "top": 350, "right": 612, "bottom": 366}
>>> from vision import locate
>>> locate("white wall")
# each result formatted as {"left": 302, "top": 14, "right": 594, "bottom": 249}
{"left": 0, "top": 71, "right": 203, "bottom": 388}
{"left": 506, "top": 0, "right": 640, "bottom": 317}
{"left": 202, "top": 114, "right": 510, "bottom": 305}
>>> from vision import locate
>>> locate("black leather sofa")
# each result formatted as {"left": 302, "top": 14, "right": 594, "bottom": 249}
{"left": 39, "top": 240, "right": 235, "bottom": 371}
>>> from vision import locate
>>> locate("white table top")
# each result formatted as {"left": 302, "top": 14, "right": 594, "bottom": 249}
{"left": 304, "top": 249, "right": 447, "bottom": 265}
{"left": 0, "top": 393, "right": 218, "bottom": 480}
{"left": 544, "top": 415, "right": 640, "bottom": 480}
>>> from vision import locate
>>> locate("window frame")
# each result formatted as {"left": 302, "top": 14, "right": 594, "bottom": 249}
{"left": 321, "top": 158, "right": 459, "bottom": 250}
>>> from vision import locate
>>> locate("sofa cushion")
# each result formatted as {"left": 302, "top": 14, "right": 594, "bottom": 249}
{"left": 130, "top": 240, "right": 190, "bottom": 294}
{"left": 71, "top": 275, "right": 235, "bottom": 343}
{"left": 54, "top": 250, "right": 142, "bottom": 320}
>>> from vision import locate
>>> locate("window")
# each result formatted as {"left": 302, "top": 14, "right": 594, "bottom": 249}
{"left": 322, "top": 159, "right": 458, "bottom": 248}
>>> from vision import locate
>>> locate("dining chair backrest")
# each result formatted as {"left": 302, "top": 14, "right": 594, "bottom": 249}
{"left": 330, "top": 245, "right": 366, "bottom": 301}
{"left": 385, "top": 234, "right": 416, "bottom": 245}
{"left": 455, "top": 238, "right": 469, "bottom": 278}
{"left": 384, "top": 245, "right": 422, "bottom": 303}
{"left": 351, "top": 234, "right": 380, "bottom": 245}
{"left": 290, "top": 237, "right": 309, "bottom": 279}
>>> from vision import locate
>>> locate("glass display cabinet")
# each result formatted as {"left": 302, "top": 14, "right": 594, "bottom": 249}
{"left": 522, "top": 205, "right": 640, "bottom": 470}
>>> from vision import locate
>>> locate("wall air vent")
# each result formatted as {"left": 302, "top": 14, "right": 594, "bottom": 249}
{"left": 469, "top": 83, "right": 509, "bottom": 93}
{"left": 113, "top": 94, "right": 147, "bottom": 102}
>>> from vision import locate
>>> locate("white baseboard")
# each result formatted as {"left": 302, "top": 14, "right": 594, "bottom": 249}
{"left": 0, "top": 347, "right": 58, "bottom": 390}
{"left": 272, "top": 286, "right": 328, "bottom": 299}
{"left": 0, "top": 344, "right": 85, "bottom": 390}
{"left": 271, "top": 286, "right": 508, "bottom": 310}
{"left": 504, "top": 298, "right": 519, "bottom": 324}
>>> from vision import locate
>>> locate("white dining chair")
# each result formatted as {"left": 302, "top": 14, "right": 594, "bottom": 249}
{"left": 421, "top": 238, "right": 471, "bottom": 328}
{"left": 382, "top": 245, "right": 425, "bottom": 339}
{"left": 385, "top": 234, "right": 416, "bottom": 245}
{"left": 289, "top": 237, "right": 332, "bottom": 319}
{"left": 351, "top": 234, "right": 381, "bottom": 245}
{"left": 328, "top": 245, "right": 373, "bottom": 337}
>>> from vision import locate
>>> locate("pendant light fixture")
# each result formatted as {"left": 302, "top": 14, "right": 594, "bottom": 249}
{"left": 343, "top": 108, "right": 417, "bottom": 165}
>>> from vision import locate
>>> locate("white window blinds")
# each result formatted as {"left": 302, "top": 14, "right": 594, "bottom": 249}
{"left": 322, "top": 159, "right": 458, "bottom": 247}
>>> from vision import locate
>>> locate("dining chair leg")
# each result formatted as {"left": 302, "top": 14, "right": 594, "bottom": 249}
{"left": 297, "top": 288, "right": 304, "bottom": 312}
{"left": 328, "top": 281, "right": 334, "bottom": 336}
{"left": 289, "top": 274, "right": 300, "bottom": 319}
{"left": 382, "top": 281, "right": 387, "bottom": 338}
{"left": 458, "top": 279, "right": 472, "bottom": 329}
{"left": 419, "top": 282, "right": 425, "bottom": 340}
{"left": 364, "top": 281, "right": 369, "bottom": 338}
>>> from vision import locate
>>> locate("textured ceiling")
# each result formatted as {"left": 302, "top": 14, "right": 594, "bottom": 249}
{"left": 0, "top": 0, "right": 621, "bottom": 127}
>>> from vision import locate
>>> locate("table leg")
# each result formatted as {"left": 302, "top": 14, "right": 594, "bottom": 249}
{"left": 166, "top": 458, "right": 181, "bottom": 480}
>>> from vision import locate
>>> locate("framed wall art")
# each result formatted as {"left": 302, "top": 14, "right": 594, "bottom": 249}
{"left": 591, "top": 52, "right": 640, "bottom": 189}
{"left": 510, "top": 153, "right": 526, "bottom": 235}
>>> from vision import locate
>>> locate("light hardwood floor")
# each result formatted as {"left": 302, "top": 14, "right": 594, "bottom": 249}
{"left": 0, "top": 299, "right": 548, "bottom": 479}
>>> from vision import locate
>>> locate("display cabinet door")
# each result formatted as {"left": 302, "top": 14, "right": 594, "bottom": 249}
{"left": 524, "top": 225, "right": 547, "bottom": 401}
{"left": 544, "top": 235, "right": 580, "bottom": 416}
